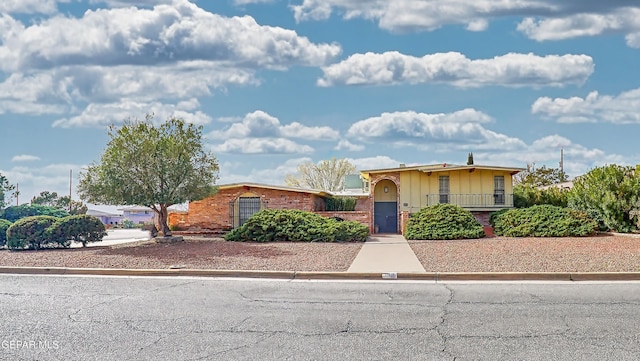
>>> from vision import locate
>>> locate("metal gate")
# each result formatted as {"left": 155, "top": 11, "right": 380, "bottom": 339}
{"left": 374, "top": 202, "right": 398, "bottom": 233}
{"left": 229, "top": 197, "right": 265, "bottom": 227}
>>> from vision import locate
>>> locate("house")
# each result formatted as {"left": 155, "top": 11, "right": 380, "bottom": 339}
{"left": 169, "top": 162, "right": 523, "bottom": 235}
{"left": 359, "top": 163, "right": 524, "bottom": 233}
{"left": 168, "top": 182, "right": 370, "bottom": 231}
{"left": 86, "top": 208, "right": 123, "bottom": 227}
{"left": 119, "top": 205, "right": 155, "bottom": 224}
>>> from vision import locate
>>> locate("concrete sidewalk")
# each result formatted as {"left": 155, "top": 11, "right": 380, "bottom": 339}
{"left": 347, "top": 234, "right": 426, "bottom": 273}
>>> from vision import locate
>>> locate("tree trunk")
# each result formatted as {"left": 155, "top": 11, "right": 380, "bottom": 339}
{"left": 158, "top": 204, "right": 172, "bottom": 237}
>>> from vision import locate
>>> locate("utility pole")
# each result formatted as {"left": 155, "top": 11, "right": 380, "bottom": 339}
{"left": 15, "top": 183, "right": 18, "bottom": 206}
{"left": 69, "top": 169, "right": 73, "bottom": 212}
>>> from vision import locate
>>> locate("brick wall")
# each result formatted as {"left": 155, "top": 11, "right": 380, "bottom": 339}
{"left": 471, "top": 211, "right": 492, "bottom": 226}
{"left": 314, "top": 211, "right": 371, "bottom": 231}
{"left": 168, "top": 186, "right": 378, "bottom": 232}
{"left": 169, "top": 185, "right": 327, "bottom": 231}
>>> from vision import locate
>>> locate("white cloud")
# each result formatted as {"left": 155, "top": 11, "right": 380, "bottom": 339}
{"left": 11, "top": 155, "right": 41, "bottom": 162}
{"left": 319, "top": 52, "right": 593, "bottom": 88}
{"left": 211, "top": 138, "right": 314, "bottom": 155}
{"left": 0, "top": 0, "right": 60, "bottom": 14}
{"left": 532, "top": 89, "right": 640, "bottom": 124}
{"left": 478, "top": 135, "right": 626, "bottom": 178}
{"left": 347, "top": 109, "right": 526, "bottom": 151}
{"left": 219, "top": 157, "right": 312, "bottom": 185}
{"left": 0, "top": 1, "right": 341, "bottom": 124}
{"left": 334, "top": 139, "right": 364, "bottom": 151}
{"left": 291, "top": 1, "right": 640, "bottom": 47}
{"left": 53, "top": 99, "right": 212, "bottom": 128}
{"left": 233, "top": 0, "right": 275, "bottom": 5}
{"left": 0, "top": 163, "right": 83, "bottom": 205}
{"left": 518, "top": 8, "right": 640, "bottom": 48}
{"left": 0, "top": 1, "right": 340, "bottom": 72}
{"left": 347, "top": 155, "right": 403, "bottom": 171}
{"left": 208, "top": 110, "right": 338, "bottom": 154}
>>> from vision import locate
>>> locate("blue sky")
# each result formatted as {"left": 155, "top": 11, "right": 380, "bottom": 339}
{"left": 1, "top": 0, "right": 640, "bottom": 206}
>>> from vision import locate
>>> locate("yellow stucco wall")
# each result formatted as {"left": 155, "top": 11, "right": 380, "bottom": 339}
{"left": 374, "top": 179, "right": 397, "bottom": 202}
{"left": 399, "top": 169, "right": 515, "bottom": 212}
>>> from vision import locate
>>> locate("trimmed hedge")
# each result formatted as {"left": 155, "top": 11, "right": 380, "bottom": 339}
{"left": 2, "top": 204, "right": 69, "bottom": 223}
{"left": 6, "top": 216, "right": 58, "bottom": 250}
{"left": 6, "top": 214, "right": 106, "bottom": 250}
{"left": 405, "top": 204, "right": 485, "bottom": 240}
{"left": 0, "top": 219, "right": 12, "bottom": 247}
{"left": 225, "top": 209, "right": 368, "bottom": 242}
{"left": 47, "top": 215, "right": 107, "bottom": 248}
{"left": 492, "top": 205, "right": 597, "bottom": 237}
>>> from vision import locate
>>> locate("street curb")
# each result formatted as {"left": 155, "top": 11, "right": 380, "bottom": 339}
{"left": 1, "top": 267, "right": 640, "bottom": 281}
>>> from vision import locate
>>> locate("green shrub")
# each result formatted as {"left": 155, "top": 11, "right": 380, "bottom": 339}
{"left": 0, "top": 219, "right": 12, "bottom": 247}
{"left": 2, "top": 204, "right": 69, "bottom": 223}
{"left": 225, "top": 209, "right": 368, "bottom": 242}
{"left": 492, "top": 205, "right": 597, "bottom": 237}
{"left": 120, "top": 218, "right": 135, "bottom": 229}
{"left": 47, "top": 215, "right": 107, "bottom": 248}
{"left": 6, "top": 216, "right": 59, "bottom": 250}
{"left": 514, "top": 185, "right": 569, "bottom": 208}
{"left": 325, "top": 197, "right": 357, "bottom": 211}
{"left": 405, "top": 204, "right": 485, "bottom": 240}
{"left": 489, "top": 209, "right": 509, "bottom": 227}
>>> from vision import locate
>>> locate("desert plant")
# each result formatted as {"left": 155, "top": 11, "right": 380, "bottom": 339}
{"left": 492, "top": 205, "right": 597, "bottom": 237}
{"left": 0, "top": 219, "right": 12, "bottom": 247}
{"left": 225, "top": 209, "right": 368, "bottom": 243}
{"left": 6, "top": 216, "right": 59, "bottom": 250}
{"left": 405, "top": 204, "right": 485, "bottom": 240}
{"left": 47, "top": 215, "right": 107, "bottom": 248}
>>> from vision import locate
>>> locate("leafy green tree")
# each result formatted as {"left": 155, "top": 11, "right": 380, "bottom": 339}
{"left": 0, "top": 173, "right": 17, "bottom": 211}
{"left": 568, "top": 164, "right": 640, "bottom": 232}
{"left": 78, "top": 116, "right": 219, "bottom": 237}
{"left": 0, "top": 219, "right": 12, "bottom": 247}
{"left": 31, "top": 191, "right": 87, "bottom": 215}
{"left": 512, "top": 163, "right": 569, "bottom": 208}
{"left": 2, "top": 204, "right": 69, "bottom": 223}
{"left": 285, "top": 158, "right": 356, "bottom": 191}
{"left": 514, "top": 163, "right": 568, "bottom": 187}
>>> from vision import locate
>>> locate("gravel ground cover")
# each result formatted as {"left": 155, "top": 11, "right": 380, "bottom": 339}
{"left": 1, "top": 234, "right": 639, "bottom": 272}
{"left": 408, "top": 234, "right": 640, "bottom": 272}
{"left": 0, "top": 237, "right": 362, "bottom": 272}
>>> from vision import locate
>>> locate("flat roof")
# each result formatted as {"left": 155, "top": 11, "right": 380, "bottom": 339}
{"left": 217, "top": 182, "right": 333, "bottom": 197}
{"left": 360, "top": 163, "right": 525, "bottom": 176}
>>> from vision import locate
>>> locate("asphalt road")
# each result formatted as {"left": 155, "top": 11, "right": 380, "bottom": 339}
{"left": 1, "top": 276, "right": 639, "bottom": 360}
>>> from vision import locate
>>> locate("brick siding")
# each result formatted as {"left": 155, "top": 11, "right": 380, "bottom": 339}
{"left": 169, "top": 185, "right": 374, "bottom": 233}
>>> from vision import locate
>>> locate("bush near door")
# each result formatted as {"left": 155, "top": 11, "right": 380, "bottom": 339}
{"left": 405, "top": 204, "right": 485, "bottom": 240}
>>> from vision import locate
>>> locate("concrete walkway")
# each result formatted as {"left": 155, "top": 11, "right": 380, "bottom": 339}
{"left": 347, "top": 234, "right": 426, "bottom": 273}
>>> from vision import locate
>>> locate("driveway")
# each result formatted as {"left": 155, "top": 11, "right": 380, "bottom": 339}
{"left": 70, "top": 229, "right": 150, "bottom": 248}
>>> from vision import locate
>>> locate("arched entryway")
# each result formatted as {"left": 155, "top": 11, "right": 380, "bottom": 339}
{"left": 373, "top": 179, "right": 398, "bottom": 233}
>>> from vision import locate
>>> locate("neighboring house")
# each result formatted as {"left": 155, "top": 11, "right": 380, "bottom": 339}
{"left": 360, "top": 163, "right": 524, "bottom": 233}
{"left": 119, "top": 205, "right": 155, "bottom": 224}
{"left": 86, "top": 208, "right": 123, "bottom": 226}
{"left": 169, "top": 162, "right": 523, "bottom": 235}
